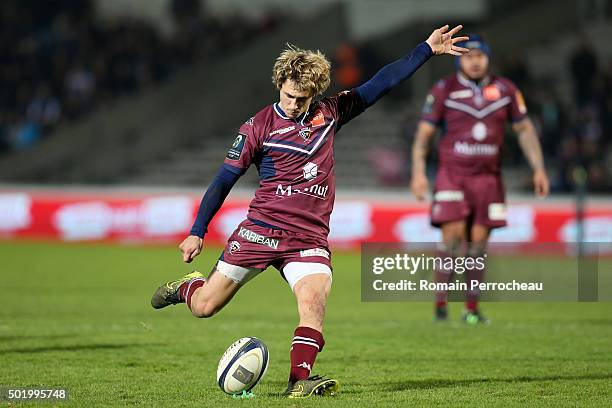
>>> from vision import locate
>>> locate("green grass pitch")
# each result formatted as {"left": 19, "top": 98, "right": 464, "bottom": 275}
{"left": 1, "top": 240, "right": 611, "bottom": 407}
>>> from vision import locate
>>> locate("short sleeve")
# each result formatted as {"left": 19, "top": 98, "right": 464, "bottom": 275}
{"left": 421, "top": 80, "right": 446, "bottom": 125}
{"left": 223, "top": 119, "right": 261, "bottom": 173}
{"left": 320, "top": 89, "right": 365, "bottom": 128}
{"left": 507, "top": 82, "right": 528, "bottom": 122}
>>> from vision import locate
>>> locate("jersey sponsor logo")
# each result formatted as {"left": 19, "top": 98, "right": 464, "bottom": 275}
{"left": 515, "top": 90, "right": 527, "bottom": 114}
{"left": 238, "top": 226, "right": 279, "bottom": 249}
{"left": 299, "top": 127, "right": 312, "bottom": 141}
{"left": 453, "top": 141, "right": 499, "bottom": 156}
{"left": 309, "top": 112, "right": 325, "bottom": 128}
{"left": 483, "top": 84, "right": 501, "bottom": 101}
{"left": 449, "top": 89, "right": 473, "bottom": 99}
{"left": 228, "top": 240, "right": 241, "bottom": 254}
{"left": 276, "top": 183, "right": 329, "bottom": 200}
{"left": 269, "top": 125, "right": 296, "bottom": 136}
{"left": 300, "top": 248, "right": 330, "bottom": 259}
{"left": 227, "top": 133, "right": 246, "bottom": 160}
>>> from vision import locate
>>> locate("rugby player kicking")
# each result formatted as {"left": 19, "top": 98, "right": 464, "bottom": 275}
{"left": 410, "top": 35, "right": 549, "bottom": 324}
{"left": 152, "top": 24, "right": 469, "bottom": 397}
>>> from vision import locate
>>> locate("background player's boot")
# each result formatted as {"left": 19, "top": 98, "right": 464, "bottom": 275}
{"left": 151, "top": 271, "right": 204, "bottom": 309}
{"left": 283, "top": 375, "right": 339, "bottom": 398}
{"left": 462, "top": 309, "right": 489, "bottom": 325}
{"left": 434, "top": 305, "right": 448, "bottom": 321}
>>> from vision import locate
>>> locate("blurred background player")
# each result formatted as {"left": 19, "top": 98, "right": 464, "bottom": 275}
{"left": 151, "top": 25, "right": 469, "bottom": 397}
{"left": 409, "top": 35, "right": 550, "bottom": 323}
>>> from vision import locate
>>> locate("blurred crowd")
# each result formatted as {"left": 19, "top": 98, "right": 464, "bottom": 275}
{"left": 0, "top": 0, "right": 280, "bottom": 154}
{"left": 502, "top": 38, "right": 612, "bottom": 193}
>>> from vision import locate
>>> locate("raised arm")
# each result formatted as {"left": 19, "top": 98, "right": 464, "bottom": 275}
{"left": 356, "top": 25, "right": 468, "bottom": 108}
{"left": 512, "top": 118, "right": 550, "bottom": 197}
{"left": 410, "top": 120, "right": 437, "bottom": 200}
{"left": 180, "top": 164, "right": 242, "bottom": 263}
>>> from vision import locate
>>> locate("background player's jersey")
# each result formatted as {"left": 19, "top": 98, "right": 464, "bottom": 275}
{"left": 224, "top": 90, "right": 364, "bottom": 238}
{"left": 421, "top": 73, "right": 527, "bottom": 175}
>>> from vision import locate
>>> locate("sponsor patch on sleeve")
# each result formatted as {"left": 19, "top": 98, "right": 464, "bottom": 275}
{"left": 423, "top": 94, "right": 435, "bottom": 114}
{"left": 515, "top": 90, "right": 527, "bottom": 115}
{"left": 226, "top": 133, "right": 246, "bottom": 160}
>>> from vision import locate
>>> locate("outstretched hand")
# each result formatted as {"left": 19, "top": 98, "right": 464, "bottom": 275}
{"left": 179, "top": 235, "right": 203, "bottom": 263}
{"left": 426, "top": 24, "right": 469, "bottom": 56}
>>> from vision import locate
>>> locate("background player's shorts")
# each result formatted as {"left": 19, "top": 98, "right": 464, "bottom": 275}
{"left": 218, "top": 219, "right": 332, "bottom": 290}
{"left": 431, "top": 167, "right": 507, "bottom": 229}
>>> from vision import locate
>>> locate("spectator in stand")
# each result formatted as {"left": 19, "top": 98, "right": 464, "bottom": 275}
{"left": 0, "top": 0, "right": 280, "bottom": 156}
{"left": 569, "top": 35, "right": 599, "bottom": 107}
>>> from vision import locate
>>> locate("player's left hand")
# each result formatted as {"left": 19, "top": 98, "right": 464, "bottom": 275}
{"left": 533, "top": 169, "right": 550, "bottom": 198}
{"left": 426, "top": 24, "right": 469, "bottom": 56}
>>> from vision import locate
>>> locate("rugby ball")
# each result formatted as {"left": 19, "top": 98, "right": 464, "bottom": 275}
{"left": 217, "top": 337, "right": 269, "bottom": 395}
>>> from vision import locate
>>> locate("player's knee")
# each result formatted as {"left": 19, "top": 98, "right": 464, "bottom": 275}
{"left": 191, "top": 300, "right": 219, "bottom": 319}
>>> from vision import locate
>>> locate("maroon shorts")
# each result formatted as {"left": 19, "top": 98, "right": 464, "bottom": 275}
{"left": 220, "top": 219, "right": 333, "bottom": 272}
{"left": 430, "top": 168, "right": 507, "bottom": 229}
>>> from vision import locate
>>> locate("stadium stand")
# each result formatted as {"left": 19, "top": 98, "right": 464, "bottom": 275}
{"left": 0, "top": 0, "right": 610, "bottom": 194}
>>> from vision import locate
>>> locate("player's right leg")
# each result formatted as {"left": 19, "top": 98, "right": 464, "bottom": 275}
{"left": 434, "top": 221, "right": 467, "bottom": 320}
{"left": 430, "top": 168, "right": 470, "bottom": 320}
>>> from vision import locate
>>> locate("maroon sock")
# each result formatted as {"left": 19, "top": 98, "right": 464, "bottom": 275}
{"left": 465, "top": 265, "right": 485, "bottom": 312}
{"left": 179, "top": 278, "right": 205, "bottom": 311}
{"left": 434, "top": 248, "right": 454, "bottom": 307}
{"left": 289, "top": 326, "right": 324, "bottom": 384}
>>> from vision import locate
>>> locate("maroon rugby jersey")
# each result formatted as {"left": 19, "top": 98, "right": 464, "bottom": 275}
{"left": 421, "top": 73, "right": 527, "bottom": 175}
{"left": 224, "top": 90, "right": 364, "bottom": 237}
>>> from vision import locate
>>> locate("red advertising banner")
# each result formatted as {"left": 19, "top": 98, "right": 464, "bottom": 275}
{"left": 0, "top": 191, "right": 611, "bottom": 248}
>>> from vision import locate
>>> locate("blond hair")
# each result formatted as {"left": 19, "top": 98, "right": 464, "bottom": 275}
{"left": 272, "top": 44, "right": 331, "bottom": 96}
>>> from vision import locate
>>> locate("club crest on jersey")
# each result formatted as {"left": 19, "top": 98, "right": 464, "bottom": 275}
{"left": 228, "top": 240, "right": 241, "bottom": 254}
{"left": 309, "top": 112, "right": 325, "bottom": 129}
{"left": 299, "top": 127, "right": 312, "bottom": 141}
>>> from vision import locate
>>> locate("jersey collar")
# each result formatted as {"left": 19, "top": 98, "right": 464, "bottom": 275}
{"left": 273, "top": 102, "right": 309, "bottom": 125}
{"left": 457, "top": 72, "right": 491, "bottom": 90}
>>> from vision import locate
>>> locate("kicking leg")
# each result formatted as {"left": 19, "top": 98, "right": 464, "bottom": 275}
{"left": 151, "top": 260, "right": 261, "bottom": 318}
{"left": 187, "top": 266, "right": 241, "bottom": 318}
